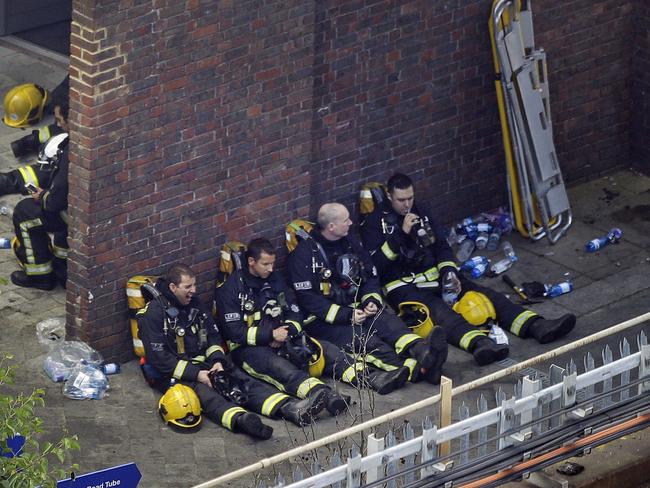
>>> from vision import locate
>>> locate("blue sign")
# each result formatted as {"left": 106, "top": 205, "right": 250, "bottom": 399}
{"left": 1, "top": 435, "right": 25, "bottom": 458}
{"left": 57, "top": 463, "right": 141, "bottom": 488}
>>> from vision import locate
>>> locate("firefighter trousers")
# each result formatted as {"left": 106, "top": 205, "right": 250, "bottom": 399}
{"left": 12, "top": 198, "right": 67, "bottom": 277}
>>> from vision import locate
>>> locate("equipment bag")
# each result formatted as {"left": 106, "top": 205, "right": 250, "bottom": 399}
{"left": 285, "top": 219, "right": 314, "bottom": 253}
{"left": 359, "top": 182, "right": 388, "bottom": 218}
{"left": 215, "top": 241, "right": 246, "bottom": 287}
{"left": 126, "top": 275, "right": 158, "bottom": 357}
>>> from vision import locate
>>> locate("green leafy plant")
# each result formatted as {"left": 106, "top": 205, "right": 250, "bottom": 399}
{"left": 0, "top": 354, "right": 79, "bottom": 487}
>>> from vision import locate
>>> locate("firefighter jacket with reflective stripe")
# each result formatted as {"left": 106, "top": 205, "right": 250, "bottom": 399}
{"left": 287, "top": 229, "right": 383, "bottom": 325}
{"left": 214, "top": 267, "right": 303, "bottom": 349}
{"left": 138, "top": 278, "right": 226, "bottom": 383}
{"left": 360, "top": 201, "right": 458, "bottom": 288}
{"left": 40, "top": 146, "right": 68, "bottom": 214}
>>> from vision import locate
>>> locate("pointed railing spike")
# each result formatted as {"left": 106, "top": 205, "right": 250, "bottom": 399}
{"left": 515, "top": 379, "right": 523, "bottom": 398}
{"left": 638, "top": 330, "right": 648, "bottom": 350}
{"left": 385, "top": 429, "right": 397, "bottom": 488}
{"left": 403, "top": 422, "right": 416, "bottom": 484}
{"left": 292, "top": 465, "right": 304, "bottom": 482}
{"left": 620, "top": 338, "right": 631, "bottom": 401}
{"left": 477, "top": 393, "right": 489, "bottom": 456}
{"left": 459, "top": 402, "right": 471, "bottom": 465}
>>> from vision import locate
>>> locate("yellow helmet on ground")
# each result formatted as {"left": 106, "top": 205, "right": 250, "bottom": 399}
{"left": 453, "top": 291, "right": 496, "bottom": 326}
{"left": 398, "top": 301, "right": 434, "bottom": 338}
{"left": 158, "top": 384, "right": 202, "bottom": 432}
{"left": 308, "top": 337, "right": 325, "bottom": 377}
{"left": 3, "top": 84, "right": 49, "bottom": 128}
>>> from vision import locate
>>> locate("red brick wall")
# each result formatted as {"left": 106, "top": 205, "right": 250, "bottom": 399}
{"left": 67, "top": 0, "right": 639, "bottom": 361}
{"left": 631, "top": 0, "right": 650, "bottom": 171}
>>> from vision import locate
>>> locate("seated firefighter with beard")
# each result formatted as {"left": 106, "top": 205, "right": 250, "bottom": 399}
{"left": 138, "top": 263, "right": 328, "bottom": 440}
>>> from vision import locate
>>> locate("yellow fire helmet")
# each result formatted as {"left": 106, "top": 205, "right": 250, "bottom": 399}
{"left": 452, "top": 291, "right": 496, "bottom": 326}
{"left": 398, "top": 301, "right": 434, "bottom": 338}
{"left": 3, "top": 84, "right": 49, "bottom": 128}
{"left": 158, "top": 384, "right": 202, "bottom": 432}
{"left": 308, "top": 337, "right": 326, "bottom": 378}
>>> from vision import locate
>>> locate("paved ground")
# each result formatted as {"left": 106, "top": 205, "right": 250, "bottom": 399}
{"left": 1, "top": 39, "right": 649, "bottom": 488}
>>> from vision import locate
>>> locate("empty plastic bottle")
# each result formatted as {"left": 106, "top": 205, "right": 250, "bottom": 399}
{"left": 486, "top": 229, "right": 501, "bottom": 251}
{"left": 101, "top": 363, "right": 121, "bottom": 375}
{"left": 502, "top": 241, "right": 517, "bottom": 262}
{"left": 0, "top": 202, "right": 10, "bottom": 215}
{"left": 475, "top": 232, "right": 489, "bottom": 250}
{"left": 0, "top": 237, "right": 11, "bottom": 249}
{"left": 489, "top": 324, "right": 509, "bottom": 345}
{"left": 544, "top": 281, "right": 573, "bottom": 298}
{"left": 441, "top": 272, "right": 460, "bottom": 306}
{"left": 456, "top": 239, "right": 475, "bottom": 263}
{"left": 490, "top": 258, "right": 513, "bottom": 275}
{"left": 585, "top": 228, "right": 623, "bottom": 252}
{"left": 460, "top": 256, "right": 489, "bottom": 271}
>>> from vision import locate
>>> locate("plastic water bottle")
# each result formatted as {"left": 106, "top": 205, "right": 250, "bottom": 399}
{"left": 0, "top": 202, "right": 10, "bottom": 215}
{"left": 490, "top": 258, "right": 513, "bottom": 275}
{"left": 502, "top": 241, "right": 517, "bottom": 262}
{"left": 475, "top": 232, "right": 489, "bottom": 250}
{"left": 585, "top": 228, "right": 623, "bottom": 252}
{"left": 0, "top": 237, "right": 11, "bottom": 249}
{"left": 460, "top": 256, "right": 489, "bottom": 271}
{"left": 486, "top": 229, "right": 501, "bottom": 251}
{"left": 489, "top": 324, "right": 509, "bottom": 345}
{"left": 544, "top": 281, "right": 573, "bottom": 298}
{"left": 469, "top": 261, "right": 488, "bottom": 279}
{"left": 101, "top": 363, "right": 121, "bottom": 375}
{"left": 456, "top": 239, "right": 475, "bottom": 263}
{"left": 441, "top": 273, "right": 459, "bottom": 306}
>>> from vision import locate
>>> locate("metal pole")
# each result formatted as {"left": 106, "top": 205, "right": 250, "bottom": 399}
{"left": 191, "top": 311, "right": 650, "bottom": 488}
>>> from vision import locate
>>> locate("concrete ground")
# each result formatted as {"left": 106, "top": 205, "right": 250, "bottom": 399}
{"left": 1, "top": 39, "right": 650, "bottom": 488}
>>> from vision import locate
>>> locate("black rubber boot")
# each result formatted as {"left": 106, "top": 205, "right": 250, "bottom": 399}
{"left": 421, "top": 327, "right": 448, "bottom": 385}
{"left": 528, "top": 314, "right": 576, "bottom": 344}
{"left": 470, "top": 336, "right": 509, "bottom": 366}
{"left": 235, "top": 412, "right": 273, "bottom": 440}
{"left": 321, "top": 388, "right": 350, "bottom": 416}
{"left": 407, "top": 340, "right": 434, "bottom": 370}
{"left": 365, "top": 366, "right": 409, "bottom": 395}
{"left": 10, "top": 270, "right": 56, "bottom": 290}
{"left": 278, "top": 389, "right": 326, "bottom": 426}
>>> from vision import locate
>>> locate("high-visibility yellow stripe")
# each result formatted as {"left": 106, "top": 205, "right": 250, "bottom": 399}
{"left": 394, "top": 334, "right": 421, "bottom": 354}
{"left": 459, "top": 329, "right": 487, "bottom": 350}
{"left": 296, "top": 377, "right": 324, "bottom": 398}
{"left": 511, "top": 310, "right": 539, "bottom": 336}
{"left": 365, "top": 353, "right": 398, "bottom": 371}
{"left": 51, "top": 243, "right": 68, "bottom": 259}
{"left": 286, "top": 320, "right": 302, "bottom": 332}
{"left": 24, "top": 261, "right": 53, "bottom": 275}
{"left": 438, "top": 261, "right": 458, "bottom": 270}
{"left": 403, "top": 357, "right": 418, "bottom": 381}
{"left": 381, "top": 241, "right": 398, "bottom": 260}
{"left": 136, "top": 303, "right": 149, "bottom": 315}
{"left": 19, "top": 217, "right": 43, "bottom": 264}
{"left": 383, "top": 266, "right": 440, "bottom": 294}
{"left": 38, "top": 126, "right": 52, "bottom": 143}
{"left": 193, "top": 355, "right": 206, "bottom": 362}
{"left": 205, "top": 345, "right": 224, "bottom": 357}
{"left": 361, "top": 293, "right": 383, "bottom": 306}
{"left": 246, "top": 327, "right": 258, "bottom": 345}
{"left": 304, "top": 315, "right": 316, "bottom": 324}
{"left": 242, "top": 361, "right": 285, "bottom": 391}
{"left": 18, "top": 166, "right": 39, "bottom": 187}
{"left": 172, "top": 360, "right": 188, "bottom": 379}
{"left": 325, "top": 304, "right": 340, "bottom": 324}
{"left": 222, "top": 407, "right": 247, "bottom": 430}
{"left": 261, "top": 392, "right": 289, "bottom": 417}
{"left": 341, "top": 364, "right": 361, "bottom": 383}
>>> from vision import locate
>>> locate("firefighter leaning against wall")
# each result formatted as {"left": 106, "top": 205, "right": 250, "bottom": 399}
{"left": 138, "top": 264, "right": 332, "bottom": 439}
{"left": 360, "top": 172, "right": 577, "bottom": 366}
{"left": 287, "top": 203, "right": 448, "bottom": 386}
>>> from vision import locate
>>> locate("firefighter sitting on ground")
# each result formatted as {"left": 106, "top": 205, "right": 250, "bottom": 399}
{"left": 137, "top": 263, "right": 328, "bottom": 439}
{"left": 9, "top": 100, "right": 70, "bottom": 290}
{"left": 359, "top": 172, "right": 576, "bottom": 366}
{"left": 215, "top": 238, "right": 411, "bottom": 405}
{"left": 287, "top": 203, "right": 448, "bottom": 386}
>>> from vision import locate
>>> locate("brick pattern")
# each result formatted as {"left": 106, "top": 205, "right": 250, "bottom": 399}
{"left": 632, "top": 0, "right": 650, "bottom": 171}
{"left": 68, "top": 0, "right": 641, "bottom": 361}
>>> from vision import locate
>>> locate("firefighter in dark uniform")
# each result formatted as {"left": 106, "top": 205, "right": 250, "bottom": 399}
{"left": 10, "top": 128, "right": 70, "bottom": 290}
{"left": 360, "top": 173, "right": 576, "bottom": 365}
{"left": 287, "top": 203, "right": 448, "bottom": 385}
{"left": 138, "top": 264, "right": 328, "bottom": 439}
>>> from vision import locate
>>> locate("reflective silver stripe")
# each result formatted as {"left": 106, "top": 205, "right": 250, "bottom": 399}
{"left": 325, "top": 304, "right": 340, "bottom": 323}
{"left": 19, "top": 217, "right": 43, "bottom": 264}
{"left": 221, "top": 406, "right": 247, "bottom": 430}
{"left": 24, "top": 261, "right": 53, "bottom": 275}
{"left": 394, "top": 334, "right": 420, "bottom": 354}
{"left": 297, "top": 377, "right": 324, "bottom": 398}
{"left": 51, "top": 244, "right": 68, "bottom": 259}
{"left": 383, "top": 266, "right": 440, "bottom": 294}
{"left": 381, "top": 241, "right": 398, "bottom": 260}
{"left": 205, "top": 345, "right": 224, "bottom": 357}
{"left": 459, "top": 329, "right": 486, "bottom": 350}
{"left": 242, "top": 361, "right": 285, "bottom": 391}
{"left": 246, "top": 327, "right": 258, "bottom": 345}
{"left": 511, "top": 310, "right": 538, "bottom": 336}
{"left": 261, "top": 392, "right": 289, "bottom": 417}
{"left": 172, "top": 360, "right": 188, "bottom": 379}
{"left": 126, "top": 288, "right": 142, "bottom": 297}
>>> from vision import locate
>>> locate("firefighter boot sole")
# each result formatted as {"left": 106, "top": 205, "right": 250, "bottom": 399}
{"left": 423, "top": 327, "right": 448, "bottom": 385}
{"left": 472, "top": 336, "right": 509, "bottom": 366}
{"left": 10, "top": 270, "right": 57, "bottom": 291}
{"left": 368, "top": 366, "right": 410, "bottom": 395}
{"left": 236, "top": 412, "right": 273, "bottom": 440}
{"left": 282, "top": 388, "right": 327, "bottom": 426}
{"left": 324, "top": 389, "right": 350, "bottom": 416}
